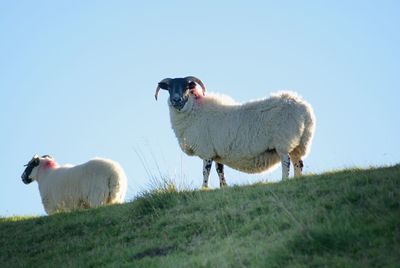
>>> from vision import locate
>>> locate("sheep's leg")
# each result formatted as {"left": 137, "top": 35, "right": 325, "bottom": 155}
{"left": 294, "top": 159, "right": 304, "bottom": 177}
{"left": 290, "top": 150, "right": 304, "bottom": 177}
{"left": 216, "top": 162, "right": 228, "bottom": 188}
{"left": 279, "top": 153, "right": 291, "bottom": 180}
{"left": 202, "top": 159, "right": 213, "bottom": 189}
{"left": 291, "top": 156, "right": 304, "bottom": 177}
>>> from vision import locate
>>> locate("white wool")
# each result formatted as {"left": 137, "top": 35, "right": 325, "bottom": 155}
{"left": 202, "top": 92, "right": 238, "bottom": 106}
{"left": 30, "top": 157, "right": 127, "bottom": 214}
{"left": 169, "top": 91, "right": 315, "bottom": 174}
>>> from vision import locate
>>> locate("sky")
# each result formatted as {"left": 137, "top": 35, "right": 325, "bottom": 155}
{"left": 1, "top": 1, "right": 399, "bottom": 216}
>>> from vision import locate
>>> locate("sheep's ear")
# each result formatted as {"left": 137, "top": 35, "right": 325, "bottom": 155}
{"left": 158, "top": 82, "right": 169, "bottom": 90}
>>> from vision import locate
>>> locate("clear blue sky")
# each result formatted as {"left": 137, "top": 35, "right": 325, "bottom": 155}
{"left": 1, "top": 1, "right": 399, "bottom": 216}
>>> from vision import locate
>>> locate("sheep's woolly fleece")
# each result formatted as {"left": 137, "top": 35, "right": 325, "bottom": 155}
{"left": 23, "top": 156, "right": 127, "bottom": 214}
{"left": 169, "top": 90, "right": 315, "bottom": 174}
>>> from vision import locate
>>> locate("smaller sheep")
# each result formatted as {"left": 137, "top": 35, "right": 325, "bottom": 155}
{"left": 21, "top": 155, "right": 128, "bottom": 214}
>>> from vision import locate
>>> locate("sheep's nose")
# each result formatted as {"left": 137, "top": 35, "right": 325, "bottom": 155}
{"left": 171, "top": 95, "right": 186, "bottom": 110}
{"left": 172, "top": 95, "right": 182, "bottom": 103}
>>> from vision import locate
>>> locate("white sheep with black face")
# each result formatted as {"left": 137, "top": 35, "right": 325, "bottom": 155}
{"left": 21, "top": 155, "right": 127, "bottom": 214}
{"left": 155, "top": 76, "right": 316, "bottom": 188}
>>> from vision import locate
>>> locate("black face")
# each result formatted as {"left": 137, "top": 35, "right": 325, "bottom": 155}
{"left": 159, "top": 78, "right": 196, "bottom": 110}
{"left": 21, "top": 156, "right": 40, "bottom": 184}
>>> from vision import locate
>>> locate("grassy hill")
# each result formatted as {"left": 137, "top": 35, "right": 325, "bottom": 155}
{"left": 1, "top": 165, "right": 399, "bottom": 267}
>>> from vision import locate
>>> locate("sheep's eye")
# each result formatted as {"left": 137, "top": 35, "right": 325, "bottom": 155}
{"left": 188, "top": 82, "right": 196, "bottom": 89}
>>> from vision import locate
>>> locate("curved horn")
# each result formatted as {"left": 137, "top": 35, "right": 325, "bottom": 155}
{"left": 185, "top": 76, "right": 206, "bottom": 96}
{"left": 155, "top": 78, "right": 172, "bottom": 100}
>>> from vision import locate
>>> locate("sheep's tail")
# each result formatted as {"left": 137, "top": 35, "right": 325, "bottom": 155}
{"left": 107, "top": 164, "right": 128, "bottom": 204}
{"left": 299, "top": 104, "right": 316, "bottom": 158}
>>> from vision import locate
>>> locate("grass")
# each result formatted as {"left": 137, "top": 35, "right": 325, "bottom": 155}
{"left": 1, "top": 165, "right": 399, "bottom": 267}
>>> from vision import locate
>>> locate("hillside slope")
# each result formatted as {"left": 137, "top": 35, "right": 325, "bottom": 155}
{"left": 1, "top": 165, "right": 399, "bottom": 267}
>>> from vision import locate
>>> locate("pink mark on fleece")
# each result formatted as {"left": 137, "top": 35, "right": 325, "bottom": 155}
{"left": 44, "top": 159, "right": 59, "bottom": 169}
{"left": 192, "top": 87, "right": 205, "bottom": 99}
{"left": 194, "top": 95, "right": 204, "bottom": 106}
{"left": 193, "top": 88, "right": 205, "bottom": 104}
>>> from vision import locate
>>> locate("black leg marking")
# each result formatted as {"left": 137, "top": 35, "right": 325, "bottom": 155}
{"left": 216, "top": 162, "right": 227, "bottom": 187}
{"left": 216, "top": 163, "right": 223, "bottom": 174}
{"left": 294, "top": 161, "right": 303, "bottom": 169}
{"left": 293, "top": 159, "right": 304, "bottom": 177}
{"left": 298, "top": 160, "right": 304, "bottom": 169}
{"left": 202, "top": 159, "right": 213, "bottom": 188}
{"left": 283, "top": 156, "right": 291, "bottom": 171}
{"left": 281, "top": 154, "right": 290, "bottom": 179}
{"left": 205, "top": 161, "right": 212, "bottom": 171}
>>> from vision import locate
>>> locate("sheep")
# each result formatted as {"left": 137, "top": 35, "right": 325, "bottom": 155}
{"left": 155, "top": 76, "right": 316, "bottom": 188}
{"left": 21, "top": 155, "right": 128, "bottom": 214}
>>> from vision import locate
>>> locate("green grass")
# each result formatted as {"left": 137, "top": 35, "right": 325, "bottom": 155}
{"left": 1, "top": 165, "right": 400, "bottom": 267}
